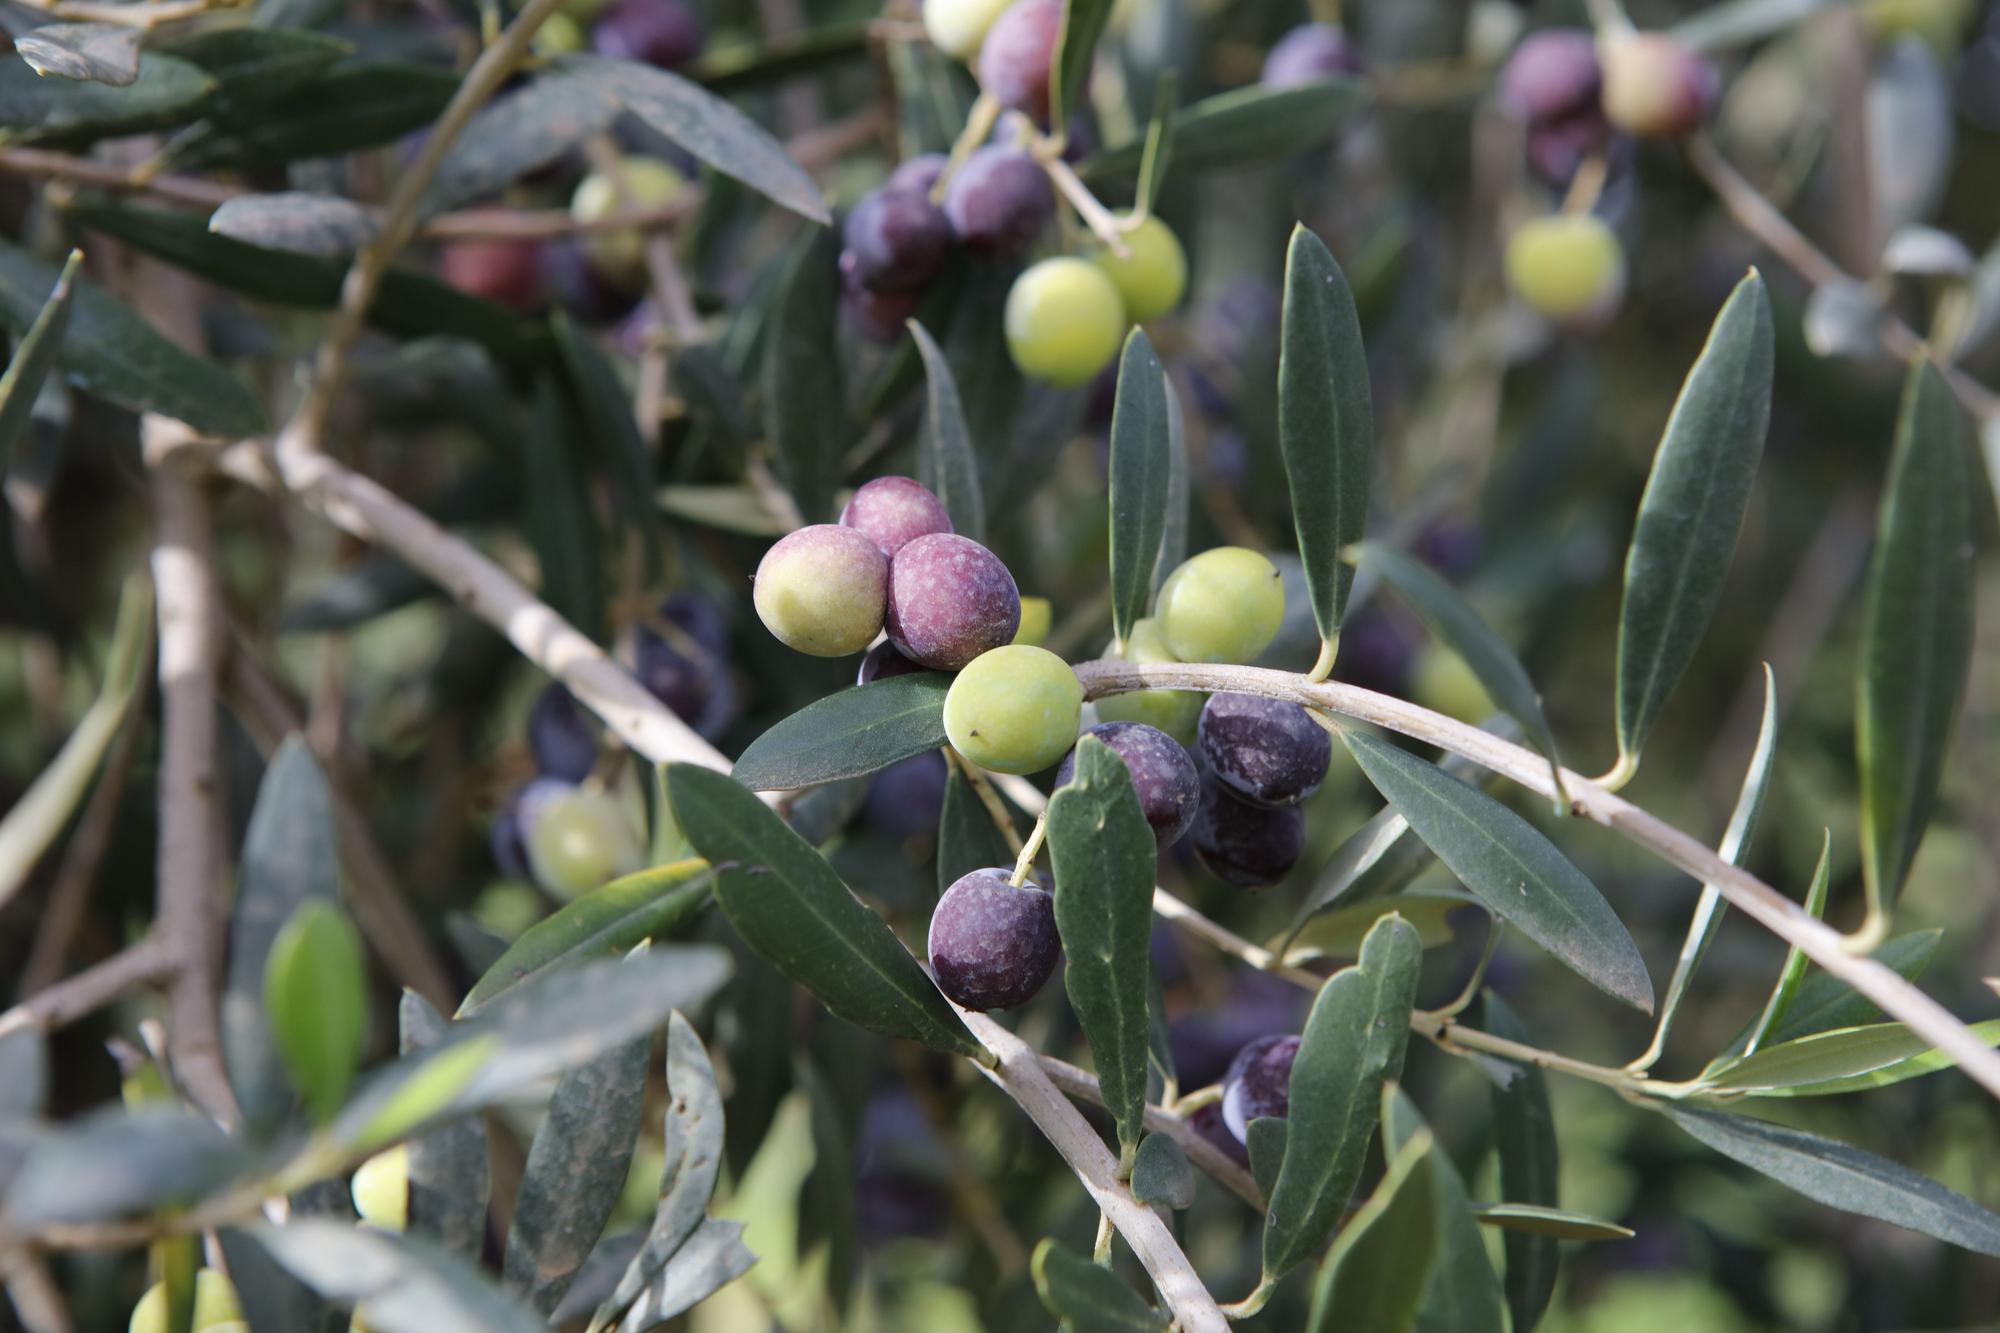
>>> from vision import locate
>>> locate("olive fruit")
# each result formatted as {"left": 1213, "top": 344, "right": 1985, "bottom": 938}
{"left": 1260, "top": 22, "right": 1362, "bottom": 86}
{"left": 1155, "top": 548, "right": 1285, "bottom": 665}
{"left": 1598, "top": 29, "right": 1719, "bottom": 138}
{"left": 569, "top": 157, "right": 685, "bottom": 283}
{"left": 753, "top": 524, "right": 890, "bottom": 657}
{"left": 351, "top": 1143, "right": 410, "bottom": 1231}
{"left": 886, "top": 532, "right": 1021, "bottom": 670}
{"left": 1504, "top": 213, "right": 1626, "bottom": 323}
{"left": 1094, "top": 617, "right": 1204, "bottom": 742}
{"left": 1220, "top": 1034, "right": 1301, "bottom": 1143}
{"left": 1190, "top": 773, "right": 1305, "bottom": 888}
{"left": 842, "top": 187, "right": 952, "bottom": 294}
{"left": 1004, "top": 257, "right": 1127, "bottom": 387}
{"left": 1054, "top": 721, "right": 1199, "bottom": 844}
{"left": 1091, "top": 213, "right": 1187, "bottom": 323}
{"left": 841, "top": 475, "right": 954, "bottom": 556}
{"left": 943, "top": 645, "right": 1083, "bottom": 774}
{"left": 928, "top": 868, "right": 1062, "bottom": 1010}
{"left": 1197, "top": 693, "right": 1333, "bottom": 807}
{"left": 922, "top": 0, "right": 1016, "bottom": 60}
{"left": 976, "top": 0, "right": 1062, "bottom": 123}
{"left": 942, "top": 146, "right": 1054, "bottom": 257}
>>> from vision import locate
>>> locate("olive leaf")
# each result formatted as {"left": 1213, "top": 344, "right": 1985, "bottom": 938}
{"left": 1108, "top": 327, "right": 1174, "bottom": 644}
{"left": 1485, "top": 992, "right": 1560, "bottom": 1333}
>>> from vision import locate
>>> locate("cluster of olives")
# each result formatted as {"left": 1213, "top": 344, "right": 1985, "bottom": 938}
{"left": 1189, "top": 692, "right": 1331, "bottom": 890}
{"left": 1497, "top": 25, "right": 1718, "bottom": 325}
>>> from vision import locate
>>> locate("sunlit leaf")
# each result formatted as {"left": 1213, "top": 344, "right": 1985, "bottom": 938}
{"left": 207, "top": 192, "right": 377, "bottom": 256}
{"left": 264, "top": 899, "right": 368, "bottom": 1125}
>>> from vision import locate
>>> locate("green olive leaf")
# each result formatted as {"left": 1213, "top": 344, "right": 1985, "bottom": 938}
{"left": 731, "top": 675, "right": 952, "bottom": 791}
{"left": 0, "top": 249, "right": 79, "bottom": 470}
{"left": 1108, "top": 327, "right": 1174, "bottom": 645}
{"left": 264, "top": 899, "right": 368, "bottom": 1126}
{"left": 909, "top": 319, "right": 986, "bottom": 543}
{"left": 1032, "top": 1236, "right": 1167, "bottom": 1331}
{"left": 1382, "top": 1086, "right": 1503, "bottom": 1333}
{"left": 1484, "top": 992, "right": 1560, "bottom": 1333}
{"left": 1303, "top": 1116, "right": 1438, "bottom": 1333}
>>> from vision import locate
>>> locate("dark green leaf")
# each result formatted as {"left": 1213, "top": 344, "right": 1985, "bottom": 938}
{"left": 505, "top": 1019, "right": 650, "bottom": 1312}
{"left": 1156, "top": 377, "right": 1188, "bottom": 589}
{"left": 225, "top": 737, "right": 341, "bottom": 1136}
{"left": 667, "top": 765, "right": 982, "bottom": 1059}
{"left": 15, "top": 23, "right": 140, "bottom": 85}
{"left": 1050, "top": 0, "right": 1112, "bottom": 135}
{"left": 1246, "top": 1117, "right": 1286, "bottom": 1202}
{"left": 65, "top": 201, "right": 542, "bottom": 370}
{"left": 1614, "top": 272, "right": 1773, "bottom": 768}
{"left": 1732, "top": 832, "right": 1833, "bottom": 1062}
{"left": 0, "top": 236, "right": 267, "bottom": 437}
{"left": 594, "top": 1012, "right": 725, "bottom": 1330}
{"left": 1358, "top": 542, "right": 1561, "bottom": 789}
{"left": 281, "top": 553, "right": 435, "bottom": 632}
{"left": 1638, "top": 664, "right": 1778, "bottom": 1070}
{"left": 1343, "top": 730, "right": 1652, "bottom": 1011}
{"left": 1713, "top": 928, "right": 1941, "bottom": 1068}
{"left": 1858, "top": 360, "right": 1973, "bottom": 916}
{"left": 1145, "top": 965, "right": 1175, "bottom": 1097}
{"left": 1131, "top": 1133, "right": 1195, "bottom": 1211}
{"left": 1048, "top": 736, "right": 1158, "bottom": 1171}
{"left": 937, "top": 762, "right": 1015, "bottom": 896}
{"left": 1263, "top": 913, "right": 1422, "bottom": 1280}
{"left": 1283, "top": 889, "right": 1480, "bottom": 960}
{"left": 0, "top": 52, "right": 212, "bottom": 143}
{"left": 0, "top": 1030, "right": 46, "bottom": 1117}
{"left": 1383, "top": 1087, "right": 1504, "bottom": 1333}
{"left": 1468, "top": 1204, "right": 1633, "bottom": 1241}
{"left": 0, "top": 250, "right": 80, "bottom": 472}
{"left": 460, "top": 859, "right": 717, "bottom": 1015}
{"left": 207, "top": 192, "right": 377, "bottom": 257}
{"left": 797, "top": 1056, "right": 858, "bottom": 1310}
{"left": 943, "top": 262, "right": 1024, "bottom": 498}
{"left": 399, "top": 994, "right": 489, "bottom": 1261}
{"left": 1661, "top": 1105, "right": 2000, "bottom": 1256}
{"left": 1701, "top": 1018, "right": 2000, "bottom": 1098}
{"left": 731, "top": 675, "right": 951, "bottom": 791}
{"left": 566, "top": 55, "right": 829, "bottom": 224}
{"left": 1107, "top": 328, "right": 1172, "bottom": 645}
{"left": 265, "top": 899, "right": 368, "bottom": 1124}
{"left": 1079, "top": 79, "right": 1362, "bottom": 182}
{"left": 1031, "top": 1237, "right": 1166, "bottom": 1332}
{"left": 161, "top": 28, "right": 351, "bottom": 102}
{"left": 176, "top": 61, "right": 455, "bottom": 168}
{"left": 610, "top": 1217, "right": 754, "bottom": 1332}
{"left": 553, "top": 311, "right": 661, "bottom": 570}
{"left": 524, "top": 375, "right": 606, "bottom": 639}
{"left": 1280, "top": 227, "right": 1372, "bottom": 665}
{"left": 1133, "top": 69, "right": 1178, "bottom": 214}
{"left": 218, "top": 1226, "right": 339, "bottom": 1333}
{"left": 422, "top": 66, "right": 622, "bottom": 215}
{"left": 762, "top": 228, "right": 845, "bottom": 522}
{"left": 1, "top": 1108, "right": 244, "bottom": 1227}
{"left": 249, "top": 1221, "right": 547, "bottom": 1333}
{"left": 1304, "top": 1124, "right": 1437, "bottom": 1333}
{"left": 909, "top": 319, "right": 985, "bottom": 543}
{"left": 1485, "top": 992, "right": 1559, "bottom": 1333}
{"left": 685, "top": 21, "right": 872, "bottom": 93}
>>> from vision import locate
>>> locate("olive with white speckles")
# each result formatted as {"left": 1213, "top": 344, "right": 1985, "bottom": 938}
{"left": 1221, "top": 1034, "right": 1301, "bottom": 1143}
{"left": 753, "top": 524, "right": 889, "bottom": 657}
{"left": 886, "top": 532, "right": 1021, "bottom": 670}
{"left": 1198, "top": 693, "right": 1332, "bottom": 807}
{"left": 841, "top": 475, "right": 953, "bottom": 556}
{"left": 928, "top": 867, "right": 1061, "bottom": 1010}
{"left": 1055, "top": 722, "right": 1199, "bottom": 845}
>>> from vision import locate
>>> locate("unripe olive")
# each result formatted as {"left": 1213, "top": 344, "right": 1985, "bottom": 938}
{"left": 753, "top": 524, "right": 890, "bottom": 657}
{"left": 1410, "top": 643, "right": 1496, "bottom": 723}
{"left": 533, "top": 12, "right": 587, "bottom": 55}
{"left": 943, "top": 645, "right": 1083, "bottom": 774}
{"left": 1155, "top": 547, "right": 1285, "bottom": 664}
{"left": 1504, "top": 214, "right": 1626, "bottom": 324}
{"left": 1091, "top": 213, "right": 1187, "bottom": 323}
{"left": 569, "top": 157, "right": 686, "bottom": 284}
{"left": 1094, "top": 617, "right": 1203, "bottom": 741}
{"left": 1597, "top": 30, "right": 1718, "bottom": 138}
{"left": 131, "top": 1266, "right": 245, "bottom": 1333}
{"left": 922, "top": 0, "right": 1016, "bottom": 60}
{"left": 352, "top": 1143, "right": 411, "bottom": 1231}
{"left": 1014, "top": 595, "right": 1052, "bottom": 646}
{"left": 1004, "top": 257, "right": 1128, "bottom": 387}
{"left": 523, "top": 784, "right": 647, "bottom": 898}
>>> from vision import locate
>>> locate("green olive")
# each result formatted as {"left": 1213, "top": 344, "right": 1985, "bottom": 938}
{"left": 943, "top": 645, "right": 1084, "bottom": 774}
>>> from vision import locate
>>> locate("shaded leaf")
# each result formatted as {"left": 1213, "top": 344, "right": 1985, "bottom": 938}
{"left": 265, "top": 900, "right": 368, "bottom": 1125}
{"left": 176, "top": 61, "right": 455, "bottom": 168}
{"left": 553, "top": 310, "right": 661, "bottom": 570}
{"left": 161, "top": 28, "right": 351, "bottom": 102}
{"left": 1735, "top": 832, "right": 1833, "bottom": 1061}
{"left": 909, "top": 319, "right": 985, "bottom": 543}
{"left": 1858, "top": 361, "right": 1972, "bottom": 917}
{"left": 1107, "top": 328, "right": 1172, "bottom": 644}
{"left": 796, "top": 1055, "right": 858, "bottom": 1309}
{"left": 1131, "top": 1132, "right": 1195, "bottom": 1211}
{"left": 656, "top": 483, "right": 790, "bottom": 536}
{"left": 1280, "top": 227, "right": 1372, "bottom": 663}
{"left": 1263, "top": 914, "right": 1422, "bottom": 1280}
{"left": 1614, "top": 272, "right": 1773, "bottom": 768}
{"left": 1156, "top": 375, "right": 1188, "bottom": 589}
{"left": 1, "top": 1108, "right": 244, "bottom": 1227}
{"left": 1050, "top": 0, "right": 1111, "bottom": 138}
{"left": 1867, "top": 37, "right": 1953, "bottom": 241}
{"left": 421, "top": 66, "right": 622, "bottom": 215}
{"left": 218, "top": 1226, "right": 340, "bottom": 1333}
{"left": 208, "top": 192, "right": 377, "bottom": 257}
{"left": 1049, "top": 736, "right": 1158, "bottom": 1169}
{"left": 0, "top": 52, "right": 212, "bottom": 143}
{"left": 1383, "top": 1087, "right": 1503, "bottom": 1333}
{"left": 0, "top": 1030, "right": 47, "bottom": 1118}
{"left": 0, "top": 236, "right": 266, "bottom": 436}
{"left": 1701, "top": 1018, "right": 2000, "bottom": 1098}
{"left": 1485, "top": 992, "right": 1559, "bottom": 1333}
{"left": 568, "top": 54, "right": 829, "bottom": 224}
{"left": 1713, "top": 928, "right": 1942, "bottom": 1067}
{"left": 399, "top": 993, "right": 488, "bottom": 1261}
{"left": 249, "top": 1221, "right": 546, "bottom": 1333}
{"left": 461, "top": 859, "right": 715, "bottom": 1015}
{"left": 666, "top": 765, "right": 982, "bottom": 1058}
{"left": 685, "top": 21, "right": 872, "bottom": 93}
{"left": 0, "top": 249, "right": 79, "bottom": 470}
{"left": 1343, "top": 730, "right": 1652, "bottom": 1011}
{"left": 937, "top": 762, "right": 1015, "bottom": 896}
{"left": 1133, "top": 69, "right": 1178, "bottom": 215}
{"left": 1031, "top": 1237, "right": 1166, "bottom": 1332}
{"left": 1304, "top": 1124, "right": 1437, "bottom": 1333}
{"left": 524, "top": 375, "right": 606, "bottom": 639}
{"left": 1246, "top": 1117, "right": 1285, "bottom": 1201}
{"left": 1080, "top": 79, "right": 1362, "bottom": 181}
{"left": 731, "top": 675, "right": 951, "bottom": 791}
{"left": 761, "top": 228, "right": 844, "bottom": 522}
{"left": 1469, "top": 1203, "right": 1634, "bottom": 1241}
{"left": 1661, "top": 1105, "right": 2000, "bottom": 1256}
{"left": 611, "top": 1217, "right": 754, "bottom": 1332}
{"left": 1282, "top": 889, "right": 1480, "bottom": 961}
{"left": 15, "top": 23, "right": 140, "bottom": 85}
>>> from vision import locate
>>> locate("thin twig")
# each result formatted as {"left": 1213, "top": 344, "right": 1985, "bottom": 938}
{"left": 1036, "top": 1052, "right": 1263, "bottom": 1209}
{"left": 0, "top": 937, "right": 175, "bottom": 1041}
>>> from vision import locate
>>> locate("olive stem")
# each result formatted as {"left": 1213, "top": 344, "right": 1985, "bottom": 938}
{"left": 1035, "top": 145, "right": 1133, "bottom": 259}
{"left": 929, "top": 92, "right": 1003, "bottom": 207}
{"left": 1009, "top": 815, "right": 1049, "bottom": 886}
{"left": 947, "top": 748, "right": 1026, "bottom": 856}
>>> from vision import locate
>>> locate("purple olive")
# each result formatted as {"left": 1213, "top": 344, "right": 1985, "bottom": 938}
{"left": 888, "top": 153, "right": 949, "bottom": 197}
{"left": 634, "top": 595, "right": 736, "bottom": 741}
{"left": 1498, "top": 28, "right": 1602, "bottom": 123}
{"left": 864, "top": 750, "right": 950, "bottom": 839}
{"left": 942, "top": 146, "right": 1054, "bottom": 257}
{"left": 842, "top": 188, "right": 952, "bottom": 294}
{"left": 492, "top": 776, "right": 569, "bottom": 880}
{"left": 840, "top": 252, "right": 925, "bottom": 344}
{"left": 591, "top": 0, "right": 704, "bottom": 68}
{"left": 1190, "top": 773, "right": 1305, "bottom": 888}
{"left": 976, "top": 0, "right": 1062, "bottom": 123}
{"left": 885, "top": 533, "right": 1022, "bottom": 671}
{"left": 528, "top": 683, "right": 598, "bottom": 782}
{"left": 841, "top": 475, "right": 954, "bottom": 557}
{"left": 440, "top": 239, "right": 546, "bottom": 313}
{"left": 928, "top": 867, "right": 1062, "bottom": 1010}
{"left": 1055, "top": 722, "right": 1200, "bottom": 845}
{"left": 1197, "top": 694, "right": 1332, "bottom": 807}
{"left": 1221, "top": 1034, "right": 1301, "bottom": 1143}
{"left": 1188, "top": 1101, "right": 1252, "bottom": 1168}
{"left": 542, "top": 238, "right": 645, "bottom": 324}
{"left": 1260, "top": 22, "right": 1362, "bottom": 87}
{"left": 857, "top": 640, "right": 927, "bottom": 685}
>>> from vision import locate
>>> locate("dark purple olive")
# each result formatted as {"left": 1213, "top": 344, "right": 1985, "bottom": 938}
{"left": 1189, "top": 773, "right": 1305, "bottom": 888}
{"left": 1260, "top": 22, "right": 1362, "bottom": 86}
{"left": 1055, "top": 722, "right": 1199, "bottom": 845}
{"left": 857, "top": 640, "right": 927, "bottom": 685}
{"left": 528, "top": 683, "right": 598, "bottom": 782}
{"left": 887, "top": 153, "right": 949, "bottom": 197}
{"left": 928, "top": 867, "right": 1061, "bottom": 1010}
{"left": 842, "top": 188, "right": 952, "bottom": 294}
{"left": 634, "top": 597, "right": 736, "bottom": 741}
{"left": 863, "top": 750, "right": 949, "bottom": 840}
{"left": 840, "top": 252, "right": 924, "bottom": 344}
{"left": 1196, "top": 694, "right": 1332, "bottom": 807}
{"left": 591, "top": 0, "right": 704, "bottom": 68}
{"left": 1221, "top": 1034, "right": 1301, "bottom": 1143}
{"left": 976, "top": 0, "right": 1062, "bottom": 123}
{"left": 543, "top": 238, "right": 645, "bottom": 324}
{"left": 942, "top": 146, "right": 1054, "bottom": 258}
{"left": 1188, "top": 1101, "right": 1251, "bottom": 1169}
{"left": 1498, "top": 28, "right": 1602, "bottom": 123}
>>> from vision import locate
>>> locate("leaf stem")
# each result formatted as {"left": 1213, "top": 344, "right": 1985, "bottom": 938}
{"left": 1220, "top": 1277, "right": 1276, "bottom": 1321}
{"left": 929, "top": 92, "right": 1002, "bottom": 206}
{"left": 1035, "top": 138, "right": 1132, "bottom": 259}
{"left": 1306, "top": 636, "right": 1338, "bottom": 684}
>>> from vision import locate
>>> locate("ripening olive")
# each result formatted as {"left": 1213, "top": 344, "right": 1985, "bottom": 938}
{"left": 1155, "top": 548, "right": 1286, "bottom": 665}
{"left": 753, "top": 524, "right": 890, "bottom": 657}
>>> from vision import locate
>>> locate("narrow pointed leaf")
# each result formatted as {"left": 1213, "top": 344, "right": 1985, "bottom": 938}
{"left": 161, "top": 28, "right": 351, "bottom": 101}
{"left": 0, "top": 1107, "right": 244, "bottom": 1227}
{"left": 908, "top": 320, "right": 984, "bottom": 542}
{"left": 0, "top": 249, "right": 80, "bottom": 469}
{"left": 761, "top": 228, "right": 844, "bottom": 522}
{"left": 461, "top": 860, "right": 715, "bottom": 1014}
{"left": 217, "top": 1227, "right": 337, "bottom": 1333}
{"left": 731, "top": 674, "right": 951, "bottom": 790}
{"left": 1485, "top": 992, "right": 1559, "bottom": 1333}
{"left": 1133, "top": 69, "right": 1178, "bottom": 214}
{"left": 1701, "top": 1018, "right": 2000, "bottom": 1098}
{"left": 1858, "top": 360, "right": 1973, "bottom": 916}
{"left": 1263, "top": 913, "right": 1421, "bottom": 1279}
{"left": 1031, "top": 1237, "right": 1166, "bottom": 1331}
{"left": 1357, "top": 542, "right": 1561, "bottom": 790}
{"left": 399, "top": 994, "right": 488, "bottom": 1261}
{"left": 1661, "top": 1105, "right": 2000, "bottom": 1256}
{"left": 553, "top": 310, "right": 662, "bottom": 570}
{"left": 1282, "top": 889, "right": 1480, "bottom": 961}
{"left": 1469, "top": 1204, "right": 1633, "bottom": 1241}
{"left": 1107, "top": 328, "right": 1172, "bottom": 643}
{"left": 1713, "top": 928, "right": 1942, "bottom": 1069}
{"left": 1048, "top": 736, "right": 1159, "bottom": 1168}
{"left": 0, "top": 52, "right": 214, "bottom": 143}
{"left": 1078, "top": 80, "right": 1362, "bottom": 181}
{"left": 937, "top": 763, "right": 1015, "bottom": 896}
{"left": 15, "top": 23, "right": 141, "bottom": 84}
{"left": 1383, "top": 1087, "right": 1504, "bottom": 1333}
{"left": 1343, "top": 730, "right": 1653, "bottom": 1011}
{"left": 1279, "top": 226, "right": 1372, "bottom": 659}
{"left": 1734, "top": 829, "right": 1832, "bottom": 1062}
{"left": 523, "top": 376, "right": 605, "bottom": 638}
{"left": 611, "top": 1217, "right": 755, "bottom": 1332}
{"left": 207, "top": 192, "right": 378, "bottom": 257}
{"left": 1637, "top": 663, "right": 1778, "bottom": 1069}
{"left": 666, "top": 765, "right": 982, "bottom": 1058}
{"left": 249, "top": 1221, "right": 547, "bottom": 1333}
{"left": 1156, "top": 378, "right": 1189, "bottom": 589}
{"left": 264, "top": 899, "right": 367, "bottom": 1125}
{"left": 1246, "top": 1117, "right": 1286, "bottom": 1201}
{"left": 1614, "top": 271, "right": 1772, "bottom": 766}
{"left": 1049, "top": 0, "right": 1112, "bottom": 133}
{"left": 420, "top": 65, "right": 622, "bottom": 215}
{"left": 1305, "top": 1127, "right": 1438, "bottom": 1333}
